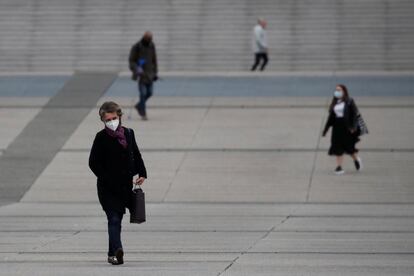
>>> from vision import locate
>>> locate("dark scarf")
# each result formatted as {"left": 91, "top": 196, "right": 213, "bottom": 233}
{"left": 105, "top": 126, "right": 128, "bottom": 149}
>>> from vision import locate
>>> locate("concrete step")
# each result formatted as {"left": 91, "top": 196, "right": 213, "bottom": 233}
{"left": 0, "top": 0, "right": 413, "bottom": 72}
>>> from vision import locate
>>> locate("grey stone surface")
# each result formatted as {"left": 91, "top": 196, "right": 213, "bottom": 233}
{"left": 164, "top": 152, "right": 313, "bottom": 203}
{"left": 0, "top": 215, "right": 284, "bottom": 232}
{"left": 0, "top": 76, "right": 68, "bottom": 97}
{"left": 0, "top": 262, "right": 229, "bottom": 276}
{"left": 0, "top": 252, "right": 236, "bottom": 262}
{"left": 1, "top": 74, "right": 414, "bottom": 275}
{"left": 292, "top": 204, "right": 414, "bottom": 217}
{"left": 277, "top": 217, "right": 414, "bottom": 232}
{"left": 0, "top": 72, "right": 117, "bottom": 204}
{"left": 107, "top": 75, "right": 414, "bottom": 97}
{"left": 223, "top": 254, "right": 414, "bottom": 276}
{"left": 309, "top": 152, "right": 414, "bottom": 203}
{"left": 0, "top": 97, "right": 50, "bottom": 107}
{"left": 0, "top": 202, "right": 297, "bottom": 217}
{"left": 0, "top": 232, "right": 75, "bottom": 253}
{"left": 38, "top": 231, "right": 263, "bottom": 254}
{"left": 2, "top": 202, "right": 414, "bottom": 219}
{"left": 0, "top": 108, "right": 40, "bottom": 150}
{"left": 250, "top": 232, "right": 414, "bottom": 254}
{"left": 191, "top": 109, "right": 323, "bottom": 150}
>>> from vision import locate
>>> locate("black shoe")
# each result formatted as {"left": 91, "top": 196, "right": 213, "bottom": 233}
{"left": 114, "top": 248, "right": 124, "bottom": 265}
{"left": 354, "top": 157, "right": 362, "bottom": 171}
{"left": 107, "top": 256, "right": 116, "bottom": 264}
{"left": 334, "top": 166, "right": 345, "bottom": 175}
{"left": 108, "top": 256, "right": 121, "bottom": 265}
{"left": 135, "top": 103, "right": 144, "bottom": 117}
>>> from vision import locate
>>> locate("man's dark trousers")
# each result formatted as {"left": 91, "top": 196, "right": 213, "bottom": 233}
{"left": 251, "top": 53, "right": 268, "bottom": 71}
{"left": 136, "top": 81, "right": 153, "bottom": 116}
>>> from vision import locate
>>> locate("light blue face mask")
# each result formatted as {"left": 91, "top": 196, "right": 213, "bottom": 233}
{"left": 334, "top": 90, "right": 343, "bottom": 98}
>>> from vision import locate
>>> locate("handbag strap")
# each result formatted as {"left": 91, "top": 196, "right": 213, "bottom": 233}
{"left": 126, "top": 128, "right": 145, "bottom": 187}
{"left": 126, "top": 128, "right": 136, "bottom": 172}
{"left": 132, "top": 183, "right": 142, "bottom": 193}
{"left": 132, "top": 183, "right": 142, "bottom": 192}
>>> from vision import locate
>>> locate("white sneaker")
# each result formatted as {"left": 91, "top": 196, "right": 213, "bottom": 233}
{"left": 334, "top": 166, "right": 345, "bottom": 175}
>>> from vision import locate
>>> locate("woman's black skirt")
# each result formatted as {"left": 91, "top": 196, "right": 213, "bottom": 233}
{"left": 328, "top": 118, "right": 360, "bottom": 156}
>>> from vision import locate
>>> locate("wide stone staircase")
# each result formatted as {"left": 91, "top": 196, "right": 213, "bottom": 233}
{"left": 0, "top": 0, "right": 413, "bottom": 72}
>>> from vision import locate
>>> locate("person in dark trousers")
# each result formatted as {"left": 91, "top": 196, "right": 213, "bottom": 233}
{"left": 129, "top": 31, "right": 158, "bottom": 120}
{"left": 89, "top": 101, "right": 147, "bottom": 265}
{"left": 251, "top": 19, "right": 269, "bottom": 71}
{"left": 322, "top": 84, "right": 363, "bottom": 175}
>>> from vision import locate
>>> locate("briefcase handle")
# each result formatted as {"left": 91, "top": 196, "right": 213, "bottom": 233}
{"left": 132, "top": 183, "right": 143, "bottom": 192}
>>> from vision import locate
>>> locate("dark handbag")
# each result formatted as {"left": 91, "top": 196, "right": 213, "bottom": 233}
{"left": 130, "top": 184, "right": 146, "bottom": 224}
{"left": 126, "top": 128, "right": 146, "bottom": 223}
{"left": 356, "top": 113, "right": 369, "bottom": 136}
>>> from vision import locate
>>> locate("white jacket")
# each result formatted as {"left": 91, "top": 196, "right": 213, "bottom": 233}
{"left": 252, "top": 24, "right": 268, "bottom": 53}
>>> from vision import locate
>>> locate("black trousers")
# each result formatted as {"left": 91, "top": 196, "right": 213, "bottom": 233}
{"left": 105, "top": 210, "right": 124, "bottom": 256}
{"left": 251, "top": 53, "right": 269, "bottom": 71}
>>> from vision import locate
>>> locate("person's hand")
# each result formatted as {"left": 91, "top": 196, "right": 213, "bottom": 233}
{"left": 135, "top": 177, "right": 146, "bottom": 185}
{"left": 153, "top": 75, "right": 159, "bottom": 82}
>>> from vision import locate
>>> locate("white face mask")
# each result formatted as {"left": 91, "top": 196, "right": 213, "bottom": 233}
{"left": 105, "top": 119, "right": 120, "bottom": 131}
{"left": 334, "top": 90, "right": 343, "bottom": 99}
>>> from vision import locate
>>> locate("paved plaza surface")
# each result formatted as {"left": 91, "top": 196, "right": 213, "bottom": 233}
{"left": 0, "top": 73, "right": 414, "bottom": 275}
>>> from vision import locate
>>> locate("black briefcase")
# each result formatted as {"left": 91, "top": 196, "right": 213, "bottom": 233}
{"left": 130, "top": 185, "right": 146, "bottom": 224}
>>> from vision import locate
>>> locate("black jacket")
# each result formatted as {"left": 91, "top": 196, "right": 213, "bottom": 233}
{"left": 323, "top": 98, "right": 359, "bottom": 136}
{"left": 128, "top": 40, "right": 158, "bottom": 83}
{"left": 89, "top": 127, "right": 147, "bottom": 213}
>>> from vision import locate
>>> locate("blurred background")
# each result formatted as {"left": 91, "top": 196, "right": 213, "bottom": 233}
{"left": 0, "top": 0, "right": 413, "bottom": 73}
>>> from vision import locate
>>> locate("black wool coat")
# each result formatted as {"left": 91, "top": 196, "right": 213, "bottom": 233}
{"left": 89, "top": 127, "right": 147, "bottom": 213}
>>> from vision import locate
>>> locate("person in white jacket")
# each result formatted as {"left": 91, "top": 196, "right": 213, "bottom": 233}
{"left": 251, "top": 19, "right": 269, "bottom": 71}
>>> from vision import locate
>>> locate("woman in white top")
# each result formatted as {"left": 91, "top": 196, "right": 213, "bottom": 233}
{"left": 322, "top": 84, "right": 362, "bottom": 175}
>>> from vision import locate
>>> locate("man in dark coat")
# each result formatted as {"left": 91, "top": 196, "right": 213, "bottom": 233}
{"left": 129, "top": 31, "right": 158, "bottom": 120}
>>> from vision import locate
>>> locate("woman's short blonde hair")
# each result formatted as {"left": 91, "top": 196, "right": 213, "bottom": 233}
{"left": 99, "top": 101, "right": 123, "bottom": 121}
